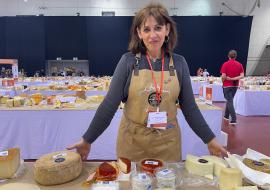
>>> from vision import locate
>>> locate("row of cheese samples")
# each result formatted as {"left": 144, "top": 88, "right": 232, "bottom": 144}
{"left": 0, "top": 93, "right": 105, "bottom": 109}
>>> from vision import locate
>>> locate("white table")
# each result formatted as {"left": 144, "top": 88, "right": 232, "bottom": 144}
{"left": 234, "top": 90, "right": 270, "bottom": 116}
{"left": 0, "top": 106, "right": 222, "bottom": 160}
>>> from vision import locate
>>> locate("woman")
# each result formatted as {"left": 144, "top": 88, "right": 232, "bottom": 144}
{"left": 68, "top": 3, "right": 226, "bottom": 162}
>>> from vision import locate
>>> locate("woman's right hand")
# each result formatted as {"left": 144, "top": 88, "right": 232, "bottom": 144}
{"left": 67, "top": 138, "right": 91, "bottom": 160}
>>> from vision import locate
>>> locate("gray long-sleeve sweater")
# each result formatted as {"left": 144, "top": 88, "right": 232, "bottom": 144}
{"left": 83, "top": 52, "right": 215, "bottom": 144}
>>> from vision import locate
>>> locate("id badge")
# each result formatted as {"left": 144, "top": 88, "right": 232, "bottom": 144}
{"left": 147, "top": 111, "right": 167, "bottom": 130}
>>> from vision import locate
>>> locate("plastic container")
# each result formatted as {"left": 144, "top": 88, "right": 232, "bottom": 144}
{"left": 156, "top": 168, "right": 177, "bottom": 189}
{"left": 131, "top": 172, "right": 152, "bottom": 190}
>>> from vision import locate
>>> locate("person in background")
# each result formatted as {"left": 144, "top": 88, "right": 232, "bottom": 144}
{"left": 196, "top": 67, "right": 203, "bottom": 76}
{"left": 203, "top": 68, "right": 209, "bottom": 77}
{"left": 68, "top": 3, "right": 226, "bottom": 162}
{"left": 220, "top": 50, "right": 244, "bottom": 126}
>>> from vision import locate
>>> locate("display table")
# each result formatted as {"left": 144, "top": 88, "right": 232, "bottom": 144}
{"left": 234, "top": 89, "right": 270, "bottom": 116}
{"left": 0, "top": 104, "right": 222, "bottom": 160}
{"left": 0, "top": 162, "right": 218, "bottom": 190}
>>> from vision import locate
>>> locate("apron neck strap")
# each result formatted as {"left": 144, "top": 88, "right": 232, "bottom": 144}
{"left": 169, "top": 55, "right": 175, "bottom": 76}
{"left": 134, "top": 53, "right": 141, "bottom": 76}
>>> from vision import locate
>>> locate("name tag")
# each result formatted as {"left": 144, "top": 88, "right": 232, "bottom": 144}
{"left": 147, "top": 111, "right": 167, "bottom": 130}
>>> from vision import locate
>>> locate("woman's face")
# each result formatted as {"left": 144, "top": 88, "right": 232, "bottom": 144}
{"left": 137, "top": 15, "right": 170, "bottom": 56}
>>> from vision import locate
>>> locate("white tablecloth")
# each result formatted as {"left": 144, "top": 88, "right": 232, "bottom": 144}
{"left": 234, "top": 90, "right": 270, "bottom": 116}
{"left": 191, "top": 81, "right": 207, "bottom": 95}
{"left": 0, "top": 108, "right": 222, "bottom": 160}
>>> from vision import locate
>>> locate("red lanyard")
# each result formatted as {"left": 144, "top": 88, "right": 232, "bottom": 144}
{"left": 146, "top": 51, "right": 165, "bottom": 104}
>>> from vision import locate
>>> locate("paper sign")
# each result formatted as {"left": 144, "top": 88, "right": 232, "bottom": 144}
{"left": 147, "top": 111, "right": 167, "bottom": 129}
{"left": 58, "top": 97, "right": 76, "bottom": 103}
{"left": 199, "top": 86, "right": 204, "bottom": 101}
{"left": 205, "top": 86, "right": 213, "bottom": 105}
{"left": 0, "top": 151, "right": 8, "bottom": 157}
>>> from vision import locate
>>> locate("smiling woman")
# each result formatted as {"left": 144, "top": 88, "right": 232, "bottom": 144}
{"left": 68, "top": 2, "right": 227, "bottom": 162}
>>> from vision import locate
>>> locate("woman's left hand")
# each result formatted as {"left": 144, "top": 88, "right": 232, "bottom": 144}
{"left": 207, "top": 138, "right": 228, "bottom": 157}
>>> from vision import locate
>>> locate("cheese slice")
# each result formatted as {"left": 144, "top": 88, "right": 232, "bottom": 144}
{"left": 219, "top": 168, "right": 242, "bottom": 190}
{"left": 202, "top": 155, "right": 228, "bottom": 177}
{"left": 235, "top": 186, "right": 258, "bottom": 190}
{"left": 0, "top": 183, "right": 40, "bottom": 190}
{"left": 0, "top": 148, "right": 20, "bottom": 179}
{"left": 117, "top": 157, "right": 131, "bottom": 174}
{"left": 34, "top": 151, "right": 82, "bottom": 185}
{"left": 185, "top": 154, "right": 214, "bottom": 178}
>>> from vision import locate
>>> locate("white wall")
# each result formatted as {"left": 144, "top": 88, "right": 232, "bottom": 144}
{"left": 0, "top": 0, "right": 269, "bottom": 75}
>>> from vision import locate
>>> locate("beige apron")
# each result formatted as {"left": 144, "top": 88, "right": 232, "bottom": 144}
{"left": 116, "top": 55, "right": 182, "bottom": 162}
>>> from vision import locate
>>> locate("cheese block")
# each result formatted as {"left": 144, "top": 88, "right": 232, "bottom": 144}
{"left": 202, "top": 155, "right": 228, "bottom": 177}
{"left": 185, "top": 154, "right": 214, "bottom": 178}
{"left": 0, "top": 96, "right": 9, "bottom": 104}
{"left": 235, "top": 186, "right": 258, "bottom": 190}
{"left": 13, "top": 97, "right": 25, "bottom": 107}
{"left": 0, "top": 183, "right": 40, "bottom": 190}
{"left": 0, "top": 148, "right": 20, "bottom": 179}
{"left": 34, "top": 151, "right": 82, "bottom": 185}
{"left": 6, "top": 99, "right": 14, "bottom": 107}
{"left": 218, "top": 168, "right": 242, "bottom": 190}
{"left": 117, "top": 157, "right": 131, "bottom": 174}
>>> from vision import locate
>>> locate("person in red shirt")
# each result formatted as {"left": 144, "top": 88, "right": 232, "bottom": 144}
{"left": 220, "top": 50, "right": 244, "bottom": 126}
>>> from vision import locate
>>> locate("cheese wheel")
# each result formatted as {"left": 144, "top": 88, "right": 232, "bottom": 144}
{"left": 0, "top": 183, "right": 40, "bottom": 190}
{"left": 34, "top": 151, "right": 82, "bottom": 185}
{"left": 185, "top": 154, "right": 214, "bottom": 178}
{"left": 219, "top": 168, "right": 242, "bottom": 190}
{"left": 202, "top": 155, "right": 228, "bottom": 177}
{"left": 0, "top": 148, "right": 20, "bottom": 179}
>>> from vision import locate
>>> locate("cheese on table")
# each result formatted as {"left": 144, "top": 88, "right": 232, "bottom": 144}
{"left": 235, "top": 186, "right": 258, "bottom": 190}
{"left": 185, "top": 154, "right": 214, "bottom": 178}
{"left": 202, "top": 155, "right": 228, "bottom": 177}
{"left": 6, "top": 99, "right": 14, "bottom": 107}
{"left": 117, "top": 157, "right": 131, "bottom": 174}
{"left": 0, "top": 183, "right": 40, "bottom": 190}
{"left": 219, "top": 168, "right": 242, "bottom": 190}
{"left": 34, "top": 151, "right": 82, "bottom": 185}
{"left": 0, "top": 148, "right": 20, "bottom": 179}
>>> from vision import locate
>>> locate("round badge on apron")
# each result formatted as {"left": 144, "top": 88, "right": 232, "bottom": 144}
{"left": 148, "top": 92, "right": 162, "bottom": 107}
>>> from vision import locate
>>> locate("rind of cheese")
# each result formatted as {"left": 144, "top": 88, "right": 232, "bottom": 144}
{"left": 235, "top": 186, "right": 258, "bottom": 190}
{"left": 202, "top": 155, "right": 228, "bottom": 177}
{"left": 34, "top": 151, "right": 82, "bottom": 185}
{"left": 185, "top": 154, "right": 214, "bottom": 178}
{"left": 0, "top": 183, "right": 40, "bottom": 190}
{"left": 219, "top": 168, "right": 242, "bottom": 190}
{"left": 0, "top": 148, "right": 20, "bottom": 179}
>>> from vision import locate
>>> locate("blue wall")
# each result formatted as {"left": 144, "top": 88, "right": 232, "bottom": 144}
{"left": 0, "top": 16, "right": 252, "bottom": 76}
